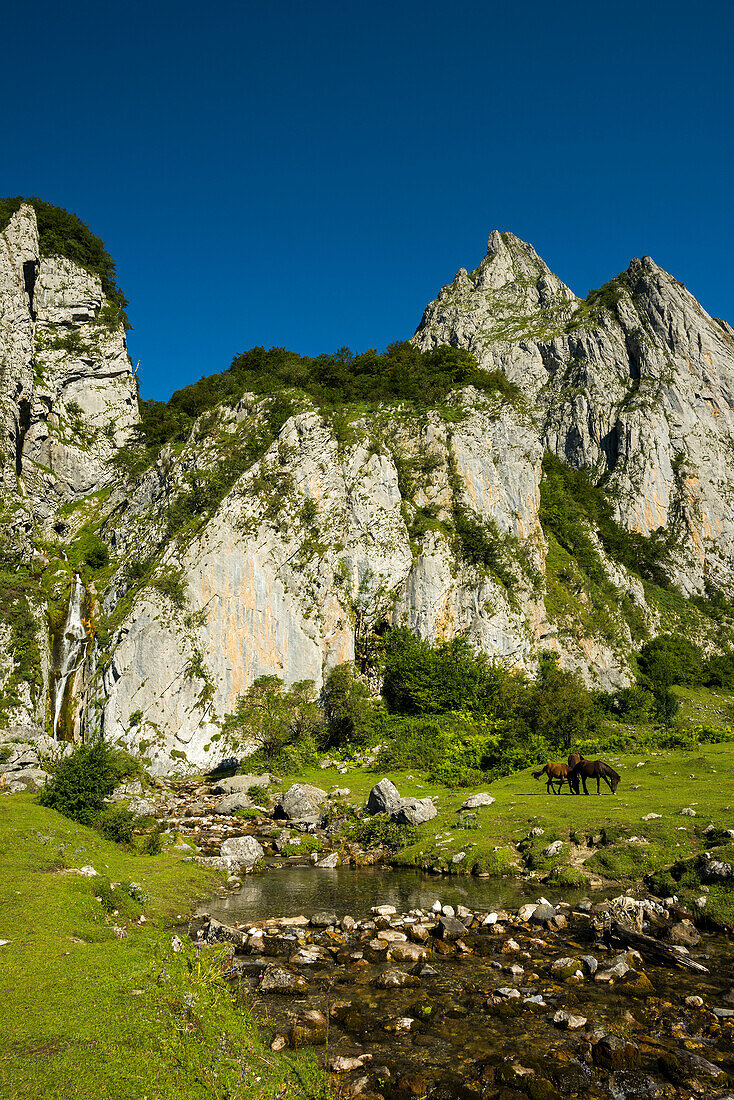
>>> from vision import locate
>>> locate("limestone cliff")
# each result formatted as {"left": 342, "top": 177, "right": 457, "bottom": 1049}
{"left": 0, "top": 203, "right": 138, "bottom": 524}
{"left": 414, "top": 231, "right": 734, "bottom": 595}
{"left": 0, "top": 208, "right": 732, "bottom": 772}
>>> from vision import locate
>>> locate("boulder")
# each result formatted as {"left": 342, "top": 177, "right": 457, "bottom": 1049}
{"left": 367, "top": 778, "right": 402, "bottom": 815}
{"left": 309, "top": 911, "right": 338, "bottom": 927}
{"left": 219, "top": 834, "right": 264, "bottom": 872}
{"left": 387, "top": 941, "right": 430, "bottom": 964}
{"left": 438, "top": 916, "right": 466, "bottom": 941}
{"left": 202, "top": 917, "right": 248, "bottom": 949}
{"left": 213, "top": 774, "right": 270, "bottom": 795}
{"left": 668, "top": 920, "right": 702, "bottom": 948}
{"left": 315, "top": 851, "right": 339, "bottom": 868}
{"left": 552, "top": 1009, "right": 587, "bottom": 1029}
{"left": 274, "top": 784, "right": 327, "bottom": 824}
{"left": 213, "top": 793, "right": 252, "bottom": 815}
{"left": 393, "top": 797, "right": 437, "bottom": 825}
{"left": 460, "top": 793, "right": 495, "bottom": 810}
{"left": 531, "top": 903, "right": 557, "bottom": 924}
{"left": 259, "top": 966, "right": 309, "bottom": 994}
{"left": 541, "top": 840, "right": 563, "bottom": 858}
{"left": 2, "top": 767, "right": 49, "bottom": 790}
{"left": 697, "top": 854, "right": 733, "bottom": 882}
{"left": 375, "top": 967, "right": 420, "bottom": 988}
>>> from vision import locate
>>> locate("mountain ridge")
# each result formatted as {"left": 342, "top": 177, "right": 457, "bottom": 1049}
{"left": 1, "top": 200, "right": 732, "bottom": 773}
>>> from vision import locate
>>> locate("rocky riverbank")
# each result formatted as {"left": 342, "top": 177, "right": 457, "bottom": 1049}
{"left": 194, "top": 893, "right": 734, "bottom": 1099}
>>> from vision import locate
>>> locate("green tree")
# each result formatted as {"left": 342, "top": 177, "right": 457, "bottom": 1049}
{"left": 382, "top": 628, "right": 491, "bottom": 715}
{"left": 222, "top": 675, "right": 322, "bottom": 760}
{"left": 638, "top": 633, "right": 706, "bottom": 689}
{"left": 524, "top": 653, "right": 595, "bottom": 752}
{"left": 321, "top": 662, "right": 373, "bottom": 746}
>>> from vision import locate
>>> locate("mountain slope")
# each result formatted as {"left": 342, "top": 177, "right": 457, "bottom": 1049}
{"left": 1, "top": 204, "right": 732, "bottom": 773}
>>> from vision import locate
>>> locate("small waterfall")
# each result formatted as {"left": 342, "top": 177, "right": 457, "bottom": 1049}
{"left": 52, "top": 574, "right": 89, "bottom": 740}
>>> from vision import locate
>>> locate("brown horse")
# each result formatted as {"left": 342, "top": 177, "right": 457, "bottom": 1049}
{"left": 567, "top": 758, "right": 620, "bottom": 795}
{"left": 567, "top": 751, "right": 584, "bottom": 770}
{"left": 532, "top": 762, "right": 570, "bottom": 795}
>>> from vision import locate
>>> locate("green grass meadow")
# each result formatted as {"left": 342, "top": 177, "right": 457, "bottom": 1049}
{"left": 0, "top": 795, "right": 327, "bottom": 1100}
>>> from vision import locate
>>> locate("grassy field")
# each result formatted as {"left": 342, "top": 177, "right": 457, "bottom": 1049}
{"left": 280, "top": 742, "right": 734, "bottom": 924}
{"left": 0, "top": 795, "right": 328, "bottom": 1100}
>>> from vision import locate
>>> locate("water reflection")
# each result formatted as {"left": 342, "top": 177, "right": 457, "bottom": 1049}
{"left": 198, "top": 865, "right": 600, "bottom": 922}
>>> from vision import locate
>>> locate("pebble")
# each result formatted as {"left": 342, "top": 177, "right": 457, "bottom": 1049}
{"left": 552, "top": 1009, "right": 587, "bottom": 1029}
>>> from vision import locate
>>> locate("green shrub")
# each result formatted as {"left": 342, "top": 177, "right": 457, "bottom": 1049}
{"left": 281, "top": 835, "right": 323, "bottom": 857}
{"left": 96, "top": 805, "right": 138, "bottom": 845}
{"left": 39, "top": 739, "right": 117, "bottom": 825}
{"left": 140, "top": 822, "right": 165, "bottom": 855}
{"left": 84, "top": 536, "right": 110, "bottom": 570}
{"left": 347, "top": 813, "right": 417, "bottom": 851}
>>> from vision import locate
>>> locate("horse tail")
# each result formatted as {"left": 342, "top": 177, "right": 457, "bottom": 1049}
{"left": 532, "top": 767, "right": 547, "bottom": 780}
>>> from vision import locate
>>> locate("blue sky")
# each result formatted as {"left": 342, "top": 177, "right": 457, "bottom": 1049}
{"left": 3, "top": 1, "right": 733, "bottom": 400}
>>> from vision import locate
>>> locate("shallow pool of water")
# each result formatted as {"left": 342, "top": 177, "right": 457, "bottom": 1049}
{"left": 198, "top": 864, "right": 605, "bottom": 923}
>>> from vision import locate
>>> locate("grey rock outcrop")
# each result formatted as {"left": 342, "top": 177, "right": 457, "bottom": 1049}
{"left": 0, "top": 204, "right": 138, "bottom": 520}
{"left": 219, "top": 834, "right": 264, "bottom": 871}
{"left": 367, "top": 778, "right": 402, "bottom": 815}
{"left": 414, "top": 230, "right": 734, "bottom": 594}
{"left": 274, "top": 784, "right": 327, "bottom": 825}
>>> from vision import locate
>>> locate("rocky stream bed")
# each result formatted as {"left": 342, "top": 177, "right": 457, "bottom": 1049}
{"left": 192, "top": 893, "right": 734, "bottom": 1100}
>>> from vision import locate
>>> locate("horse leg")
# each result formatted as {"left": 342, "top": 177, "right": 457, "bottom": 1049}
{"left": 582, "top": 776, "right": 589, "bottom": 795}
{"left": 597, "top": 776, "right": 601, "bottom": 794}
{"left": 546, "top": 777, "right": 552, "bottom": 794}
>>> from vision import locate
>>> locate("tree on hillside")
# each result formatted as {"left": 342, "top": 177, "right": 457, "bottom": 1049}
{"left": 524, "top": 653, "right": 595, "bottom": 751}
{"left": 321, "top": 662, "right": 373, "bottom": 747}
{"left": 222, "top": 675, "right": 322, "bottom": 760}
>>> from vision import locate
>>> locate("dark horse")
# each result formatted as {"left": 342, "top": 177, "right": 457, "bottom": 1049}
{"left": 568, "top": 758, "right": 620, "bottom": 795}
{"left": 532, "top": 762, "right": 570, "bottom": 795}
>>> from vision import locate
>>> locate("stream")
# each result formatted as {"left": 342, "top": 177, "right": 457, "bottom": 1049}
{"left": 194, "top": 867, "right": 734, "bottom": 1099}
{"left": 198, "top": 865, "right": 602, "bottom": 924}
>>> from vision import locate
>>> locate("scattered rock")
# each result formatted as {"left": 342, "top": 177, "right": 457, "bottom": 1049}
{"left": 552, "top": 1009, "right": 587, "bottom": 1029}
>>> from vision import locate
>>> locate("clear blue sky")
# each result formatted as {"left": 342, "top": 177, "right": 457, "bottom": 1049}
{"left": 3, "top": 1, "right": 733, "bottom": 400}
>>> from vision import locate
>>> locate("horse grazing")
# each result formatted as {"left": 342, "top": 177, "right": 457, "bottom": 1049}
{"left": 532, "top": 762, "right": 570, "bottom": 795}
{"left": 567, "top": 758, "right": 620, "bottom": 795}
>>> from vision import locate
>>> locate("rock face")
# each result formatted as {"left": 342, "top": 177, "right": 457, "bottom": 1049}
{"left": 0, "top": 204, "right": 138, "bottom": 520}
{"left": 3, "top": 208, "right": 734, "bottom": 772}
{"left": 414, "top": 230, "right": 734, "bottom": 594}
